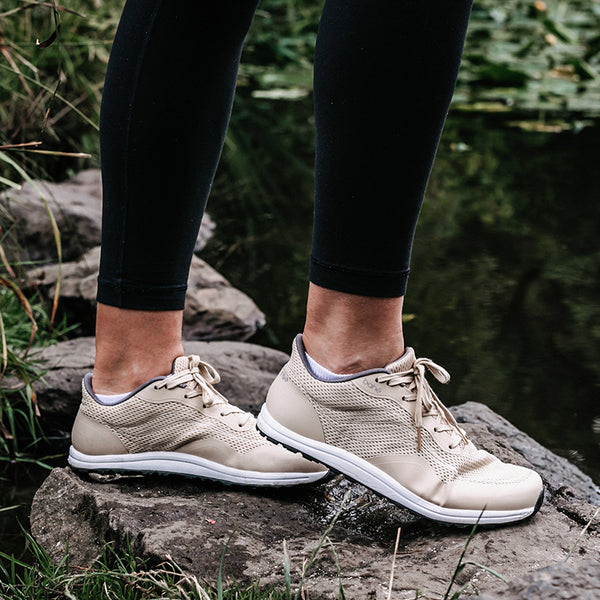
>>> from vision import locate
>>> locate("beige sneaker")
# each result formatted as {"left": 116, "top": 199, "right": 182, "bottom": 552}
{"left": 68, "top": 355, "right": 328, "bottom": 486}
{"left": 257, "top": 335, "right": 544, "bottom": 524}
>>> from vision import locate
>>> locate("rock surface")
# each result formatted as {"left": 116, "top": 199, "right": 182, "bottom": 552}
{"left": 35, "top": 336, "right": 288, "bottom": 433}
{"left": 31, "top": 397, "right": 600, "bottom": 599}
{"left": 27, "top": 246, "right": 265, "bottom": 340}
{"left": 476, "top": 559, "right": 600, "bottom": 600}
{"left": 0, "top": 169, "right": 215, "bottom": 262}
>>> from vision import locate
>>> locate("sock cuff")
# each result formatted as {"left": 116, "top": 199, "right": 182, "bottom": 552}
{"left": 305, "top": 352, "right": 356, "bottom": 381}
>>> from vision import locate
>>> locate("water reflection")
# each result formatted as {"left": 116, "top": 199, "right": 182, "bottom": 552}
{"left": 406, "top": 115, "right": 600, "bottom": 483}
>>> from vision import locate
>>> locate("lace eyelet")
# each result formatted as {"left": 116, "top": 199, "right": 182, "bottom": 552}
{"left": 220, "top": 412, "right": 225, "bottom": 417}
{"left": 434, "top": 427, "right": 438, "bottom": 433}
{"left": 375, "top": 378, "right": 380, "bottom": 383}
{"left": 401, "top": 396, "right": 406, "bottom": 401}
{"left": 184, "top": 394, "right": 188, "bottom": 399}
{"left": 153, "top": 385, "right": 158, "bottom": 390}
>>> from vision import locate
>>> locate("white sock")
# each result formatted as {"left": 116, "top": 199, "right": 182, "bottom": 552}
{"left": 95, "top": 391, "right": 132, "bottom": 405}
{"left": 305, "top": 352, "right": 355, "bottom": 381}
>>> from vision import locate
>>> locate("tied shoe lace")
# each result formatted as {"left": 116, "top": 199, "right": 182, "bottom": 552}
{"left": 68, "top": 355, "right": 328, "bottom": 486}
{"left": 257, "top": 335, "right": 544, "bottom": 524}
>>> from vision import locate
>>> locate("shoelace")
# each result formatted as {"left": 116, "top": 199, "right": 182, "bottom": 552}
{"left": 377, "top": 357, "right": 468, "bottom": 452}
{"left": 155, "top": 356, "right": 252, "bottom": 427}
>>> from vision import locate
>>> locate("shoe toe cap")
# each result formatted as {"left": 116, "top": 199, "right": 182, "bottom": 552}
{"left": 446, "top": 464, "right": 544, "bottom": 512}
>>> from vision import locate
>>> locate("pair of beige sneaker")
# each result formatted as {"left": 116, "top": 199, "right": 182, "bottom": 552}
{"left": 69, "top": 335, "right": 543, "bottom": 525}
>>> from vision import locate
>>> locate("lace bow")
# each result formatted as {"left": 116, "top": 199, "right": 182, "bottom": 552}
{"left": 377, "top": 357, "right": 467, "bottom": 451}
{"left": 156, "top": 356, "right": 250, "bottom": 425}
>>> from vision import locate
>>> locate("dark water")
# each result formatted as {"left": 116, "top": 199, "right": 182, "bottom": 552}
{"left": 1, "top": 113, "right": 599, "bottom": 559}
{"left": 208, "top": 112, "right": 600, "bottom": 484}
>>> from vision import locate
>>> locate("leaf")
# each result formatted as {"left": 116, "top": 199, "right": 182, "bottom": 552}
{"left": 542, "top": 18, "right": 574, "bottom": 44}
{"left": 282, "top": 539, "right": 292, "bottom": 598}
{"left": 0, "top": 308, "right": 6, "bottom": 379}
{"left": 36, "top": 23, "right": 61, "bottom": 49}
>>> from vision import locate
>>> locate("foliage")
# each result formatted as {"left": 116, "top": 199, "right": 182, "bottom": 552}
{"left": 1, "top": 531, "right": 217, "bottom": 600}
{"left": 0, "top": 286, "right": 72, "bottom": 459}
{"left": 458, "top": 0, "right": 600, "bottom": 116}
{"left": 0, "top": 0, "right": 113, "bottom": 180}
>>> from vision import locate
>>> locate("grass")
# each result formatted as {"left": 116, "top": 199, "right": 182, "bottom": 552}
{"left": 0, "top": 286, "right": 73, "bottom": 460}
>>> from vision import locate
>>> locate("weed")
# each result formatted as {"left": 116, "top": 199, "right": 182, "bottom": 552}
{"left": 563, "top": 505, "right": 600, "bottom": 563}
{"left": 443, "top": 511, "right": 507, "bottom": 600}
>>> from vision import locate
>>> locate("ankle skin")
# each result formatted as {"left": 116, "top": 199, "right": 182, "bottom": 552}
{"left": 92, "top": 303, "right": 184, "bottom": 394}
{"left": 302, "top": 283, "right": 405, "bottom": 373}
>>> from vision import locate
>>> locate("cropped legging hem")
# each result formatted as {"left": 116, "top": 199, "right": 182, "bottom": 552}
{"left": 309, "top": 257, "right": 409, "bottom": 298}
{"left": 97, "top": 278, "right": 187, "bottom": 311}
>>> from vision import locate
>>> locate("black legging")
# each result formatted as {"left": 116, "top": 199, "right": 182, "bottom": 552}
{"left": 97, "top": 0, "right": 473, "bottom": 310}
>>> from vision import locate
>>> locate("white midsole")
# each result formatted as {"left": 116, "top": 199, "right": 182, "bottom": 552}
{"left": 68, "top": 446, "right": 327, "bottom": 486}
{"left": 257, "top": 405, "right": 536, "bottom": 524}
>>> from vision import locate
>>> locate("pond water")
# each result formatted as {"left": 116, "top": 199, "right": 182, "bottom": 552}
{"left": 1, "top": 112, "right": 599, "bottom": 560}
{"left": 208, "top": 111, "right": 600, "bottom": 484}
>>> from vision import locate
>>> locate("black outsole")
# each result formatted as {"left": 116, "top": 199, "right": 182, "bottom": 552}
{"left": 68, "top": 464, "right": 330, "bottom": 489}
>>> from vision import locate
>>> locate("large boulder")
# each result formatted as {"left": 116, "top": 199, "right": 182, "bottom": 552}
{"left": 0, "top": 169, "right": 214, "bottom": 263}
{"left": 30, "top": 399, "right": 600, "bottom": 599}
{"left": 27, "top": 246, "right": 265, "bottom": 340}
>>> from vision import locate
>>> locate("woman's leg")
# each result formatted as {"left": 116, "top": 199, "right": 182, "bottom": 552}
{"left": 303, "top": 0, "right": 473, "bottom": 372}
{"left": 71, "top": 0, "right": 328, "bottom": 485}
{"left": 93, "top": 0, "right": 260, "bottom": 393}
{"left": 258, "top": 0, "right": 544, "bottom": 525}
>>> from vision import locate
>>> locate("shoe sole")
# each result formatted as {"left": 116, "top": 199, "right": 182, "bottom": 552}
{"left": 257, "top": 405, "right": 544, "bottom": 525}
{"left": 68, "top": 446, "right": 329, "bottom": 487}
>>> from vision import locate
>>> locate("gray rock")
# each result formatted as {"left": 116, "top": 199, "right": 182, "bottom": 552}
{"left": 35, "top": 336, "right": 288, "bottom": 432}
{"left": 475, "top": 559, "right": 600, "bottom": 600}
{"left": 31, "top": 406, "right": 600, "bottom": 599}
{"left": 27, "top": 246, "right": 265, "bottom": 341}
{"left": 0, "top": 169, "right": 214, "bottom": 263}
{"left": 183, "top": 253, "right": 266, "bottom": 341}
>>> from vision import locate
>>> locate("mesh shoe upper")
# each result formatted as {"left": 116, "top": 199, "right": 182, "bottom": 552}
{"left": 72, "top": 354, "right": 327, "bottom": 479}
{"left": 80, "top": 356, "right": 271, "bottom": 455}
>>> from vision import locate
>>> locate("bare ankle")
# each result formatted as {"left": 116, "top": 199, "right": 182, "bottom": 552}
{"left": 92, "top": 304, "right": 184, "bottom": 394}
{"left": 302, "top": 284, "right": 405, "bottom": 373}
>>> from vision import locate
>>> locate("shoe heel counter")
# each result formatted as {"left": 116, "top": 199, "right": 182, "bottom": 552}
{"left": 266, "top": 371, "right": 325, "bottom": 443}
{"left": 71, "top": 408, "right": 128, "bottom": 456}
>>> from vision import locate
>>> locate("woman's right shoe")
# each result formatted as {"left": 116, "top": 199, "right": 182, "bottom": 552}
{"left": 257, "top": 335, "right": 544, "bottom": 525}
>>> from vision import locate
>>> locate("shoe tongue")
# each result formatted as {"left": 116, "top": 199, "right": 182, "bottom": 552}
{"left": 385, "top": 347, "right": 416, "bottom": 374}
{"left": 172, "top": 356, "right": 192, "bottom": 374}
